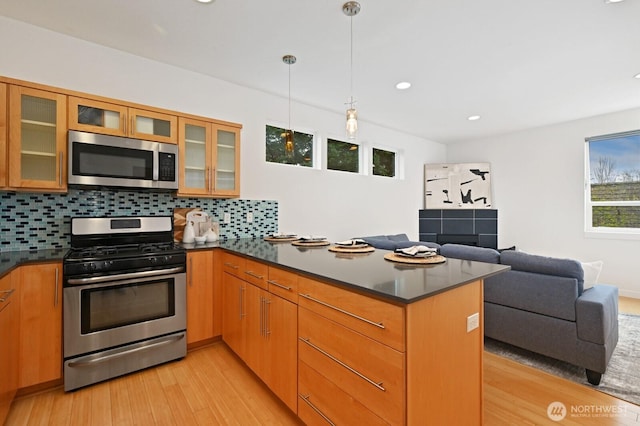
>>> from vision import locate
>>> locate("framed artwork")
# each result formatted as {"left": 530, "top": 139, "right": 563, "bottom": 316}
{"left": 424, "top": 163, "right": 492, "bottom": 209}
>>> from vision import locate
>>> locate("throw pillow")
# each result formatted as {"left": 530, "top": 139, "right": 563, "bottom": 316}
{"left": 581, "top": 260, "right": 603, "bottom": 289}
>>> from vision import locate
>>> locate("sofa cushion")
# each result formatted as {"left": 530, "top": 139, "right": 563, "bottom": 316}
{"left": 485, "top": 270, "right": 579, "bottom": 321}
{"left": 500, "top": 250, "right": 584, "bottom": 294}
{"left": 439, "top": 244, "right": 500, "bottom": 264}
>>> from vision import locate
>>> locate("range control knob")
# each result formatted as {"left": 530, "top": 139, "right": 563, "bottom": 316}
{"left": 149, "top": 257, "right": 158, "bottom": 264}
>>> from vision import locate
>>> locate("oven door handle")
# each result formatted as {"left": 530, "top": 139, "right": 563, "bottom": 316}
{"left": 66, "top": 266, "right": 185, "bottom": 285}
{"left": 67, "top": 333, "right": 185, "bottom": 368}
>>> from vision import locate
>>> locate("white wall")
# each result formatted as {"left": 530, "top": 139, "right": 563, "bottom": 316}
{"left": 0, "top": 16, "right": 445, "bottom": 242}
{"left": 447, "top": 109, "right": 640, "bottom": 298}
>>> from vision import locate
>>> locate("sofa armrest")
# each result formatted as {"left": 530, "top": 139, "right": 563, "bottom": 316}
{"left": 576, "top": 284, "right": 619, "bottom": 345}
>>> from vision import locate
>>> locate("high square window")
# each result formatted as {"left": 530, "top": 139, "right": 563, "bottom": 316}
{"left": 265, "top": 124, "right": 314, "bottom": 167}
{"left": 327, "top": 138, "right": 359, "bottom": 173}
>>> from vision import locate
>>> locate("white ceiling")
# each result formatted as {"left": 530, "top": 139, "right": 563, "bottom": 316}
{"left": 2, "top": 0, "right": 640, "bottom": 143}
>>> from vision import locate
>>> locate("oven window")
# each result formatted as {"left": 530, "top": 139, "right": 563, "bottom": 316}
{"left": 80, "top": 279, "right": 175, "bottom": 334}
{"left": 72, "top": 141, "right": 153, "bottom": 180}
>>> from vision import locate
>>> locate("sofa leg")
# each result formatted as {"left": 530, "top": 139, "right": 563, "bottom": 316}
{"left": 586, "top": 369, "right": 602, "bottom": 386}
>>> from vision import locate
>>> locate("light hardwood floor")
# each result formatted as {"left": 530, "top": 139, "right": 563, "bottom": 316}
{"left": 7, "top": 297, "right": 640, "bottom": 425}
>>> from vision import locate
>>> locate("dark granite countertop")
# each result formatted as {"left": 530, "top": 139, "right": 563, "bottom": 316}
{"left": 216, "top": 238, "right": 510, "bottom": 304}
{"left": 3, "top": 239, "right": 510, "bottom": 304}
{"left": 0, "top": 249, "right": 67, "bottom": 278}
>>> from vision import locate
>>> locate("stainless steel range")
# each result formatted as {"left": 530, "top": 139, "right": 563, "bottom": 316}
{"left": 63, "top": 216, "right": 186, "bottom": 391}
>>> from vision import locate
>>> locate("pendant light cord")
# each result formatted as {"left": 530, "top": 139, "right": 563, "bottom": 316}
{"left": 349, "top": 13, "right": 354, "bottom": 106}
{"left": 288, "top": 62, "right": 292, "bottom": 130}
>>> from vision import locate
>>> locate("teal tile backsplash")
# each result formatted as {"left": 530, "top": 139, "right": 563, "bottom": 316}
{"left": 0, "top": 189, "right": 278, "bottom": 252}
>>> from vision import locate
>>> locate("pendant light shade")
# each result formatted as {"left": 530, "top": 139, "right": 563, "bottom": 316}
{"left": 346, "top": 107, "right": 358, "bottom": 139}
{"left": 282, "top": 54, "right": 296, "bottom": 154}
{"left": 343, "top": 2, "right": 360, "bottom": 140}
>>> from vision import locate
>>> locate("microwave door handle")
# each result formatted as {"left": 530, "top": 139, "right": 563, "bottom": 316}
{"left": 152, "top": 146, "right": 159, "bottom": 181}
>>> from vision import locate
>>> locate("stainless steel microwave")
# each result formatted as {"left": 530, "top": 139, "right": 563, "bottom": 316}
{"left": 68, "top": 130, "right": 178, "bottom": 190}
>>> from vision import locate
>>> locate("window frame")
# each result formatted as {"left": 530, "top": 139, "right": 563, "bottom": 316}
{"left": 584, "top": 129, "right": 640, "bottom": 240}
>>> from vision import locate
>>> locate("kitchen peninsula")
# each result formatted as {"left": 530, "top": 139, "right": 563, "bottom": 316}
{"left": 214, "top": 238, "right": 509, "bottom": 425}
{"left": 1, "top": 239, "right": 508, "bottom": 425}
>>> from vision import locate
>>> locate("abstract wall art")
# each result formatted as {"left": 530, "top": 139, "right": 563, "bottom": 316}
{"left": 424, "top": 163, "right": 492, "bottom": 209}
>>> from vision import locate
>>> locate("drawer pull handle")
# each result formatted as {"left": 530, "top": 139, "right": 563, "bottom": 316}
{"left": 299, "top": 337, "right": 386, "bottom": 392}
{"left": 299, "top": 394, "right": 336, "bottom": 426}
{"left": 299, "top": 293, "right": 385, "bottom": 329}
{"left": 224, "top": 262, "right": 239, "bottom": 269}
{"left": 245, "top": 270, "right": 264, "bottom": 280}
{"left": 267, "top": 280, "right": 291, "bottom": 291}
{"left": 0, "top": 288, "right": 15, "bottom": 303}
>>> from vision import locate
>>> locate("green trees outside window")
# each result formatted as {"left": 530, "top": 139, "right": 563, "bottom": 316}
{"left": 373, "top": 148, "right": 396, "bottom": 177}
{"left": 265, "top": 125, "right": 313, "bottom": 167}
{"left": 327, "top": 139, "right": 359, "bottom": 173}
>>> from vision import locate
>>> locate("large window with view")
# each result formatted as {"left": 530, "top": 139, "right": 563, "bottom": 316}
{"left": 265, "top": 124, "right": 314, "bottom": 167}
{"left": 372, "top": 148, "right": 396, "bottom": 177}
{"left": 327, "top": 138, "right": 359, "bottom": 173}
{"left": 586, "top": 130, "right": 640, "bottom": 234}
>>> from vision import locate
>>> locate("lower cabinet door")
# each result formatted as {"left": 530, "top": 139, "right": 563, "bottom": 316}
{"left": 298, "top": 361, "right": 388, "bottom": 426}
{"left": 221, "top": 273, "right": 246, "bottom": 359}
{"left": 264, "top": 294, "right": 297, "bottom": 413}
{"left": 186, "top": 251, "right": 214, "bottom": 345}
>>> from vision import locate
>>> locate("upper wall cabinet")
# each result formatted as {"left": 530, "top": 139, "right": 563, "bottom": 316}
{"left": 0, "top": 83, "right": 7, "bottom": 188}
{"left": 8, "top": 86, "right": 67, "bottom": 191}
{"left": 68, "top": 97, "right": 178, "bottom": 144}
{"left": 178, "top": 117, "right": 240, "bottom": 198}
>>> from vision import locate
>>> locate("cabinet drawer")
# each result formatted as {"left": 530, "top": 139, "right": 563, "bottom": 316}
{"left": 268, "top": 267, "right": 298, "bottom": 304}
{"left": 221, "top": 252, "right": 245, "bottom": 278}
{"left": 299, "top": 308, "right": 405, "bottom": 425}
{"left": 298, "top": 277, "right": 405, "bottom": 351}
{"left": 298, "top": 361, "right": 388, "bottom": 426}
{"left": 244, "top": 259, "right": 268, "bottom": 290}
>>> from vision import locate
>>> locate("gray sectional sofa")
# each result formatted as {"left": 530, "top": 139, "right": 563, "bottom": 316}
{"left": 359, "top": 235, "right": 619, "bottom": 385}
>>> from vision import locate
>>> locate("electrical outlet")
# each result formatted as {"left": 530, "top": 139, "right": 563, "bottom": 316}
{"left": 467, "top": 313, "right": 479, "bottom": 332}
{"left": 246, "top": 212, "right": 253, "bottom": 223}
{"left": 223, "top": 212, "right": 231, "bottom": 224}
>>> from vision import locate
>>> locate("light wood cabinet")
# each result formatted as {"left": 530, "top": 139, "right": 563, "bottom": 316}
{"left": 267, "top": 266, "right": 298, "bottom": 304}
{"left": 298, "top": 276, "right": 405, "bottom": 351}
{"left": 0, "top": 83, "right": 7, "bottom": 188}
{"left": 245, "top": 283, "right": 297, "bottom": 412}
{"left": 297, "top": 275, "right": 484, "bottom": 425}
{"left": 17, "top": 262, "right": 63, "bottom": 388}
{"left": 221, "top": 255, "right": 298, "bottom": 413}
{"left": 186, "top": 250, "right": 215, "bottom": 346}
{"left": 178, "top": 117, "right": 240, "bottom": 198}
{"left": 260, "top": 290, "right": 297, "bottom": 412}
{"left": 222, "top": 273, "right": 246, "bottom": 360}
{"left": 68, "top": 96, "right": 178, "bottom": 144}
{"left": 8, "top": 86, "right": 67, "bottom": 191}
{"left": 0, "top": 273, "right": 19, "bottom": 425}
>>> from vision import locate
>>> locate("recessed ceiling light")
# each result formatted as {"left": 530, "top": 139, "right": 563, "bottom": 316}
{"left": 604, "top": 0, "right": 625, "bottom": 3}
{"left": 634, "top": 73, "right": 640, "bottom": 79}
{"left": 195, "top": 0, "right": 214, "bottom": 3}
{"left": 395, "top": 81, "right": 411, "bottom": 90}
{"left": 467, "top": 115, "right": 481, "bottom": 121}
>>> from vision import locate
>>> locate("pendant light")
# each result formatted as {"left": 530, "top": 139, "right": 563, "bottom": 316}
{"left": 343, "top": 1, "right": 361, "bottom": 140}
{"left": 282, "top": 54, "right": 297, "bottom": 154}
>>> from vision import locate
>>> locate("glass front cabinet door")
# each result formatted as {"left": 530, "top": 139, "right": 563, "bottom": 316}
{"left": 178, "top": 118, "right": 240, "bottom": 198}
{"left": 68, "top": 97, "right": 177, "bottom": 144}
{"left": 213, "top": 124, "right": 240, "bottom": 197}
{"left": 8, "top": 86, "right": 67, "bottom": 191}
